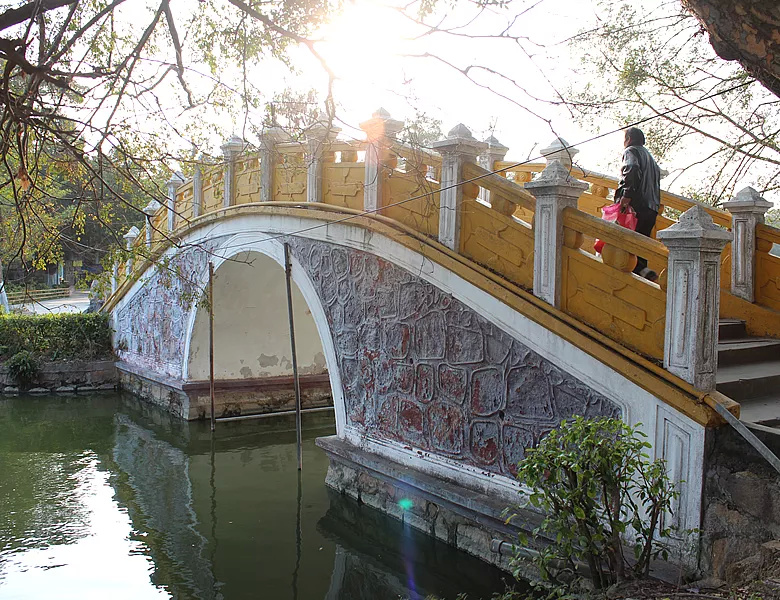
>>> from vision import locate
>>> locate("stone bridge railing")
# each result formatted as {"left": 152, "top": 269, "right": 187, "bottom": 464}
{"left": 109, "top": 109, "right": 780, "bottom": 395}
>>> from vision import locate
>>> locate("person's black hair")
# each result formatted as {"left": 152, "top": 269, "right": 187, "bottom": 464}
{"left": 625, "top": 127, "right": 645, "bottom": 146}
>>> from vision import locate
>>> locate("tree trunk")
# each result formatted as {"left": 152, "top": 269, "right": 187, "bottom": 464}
{"left": 681, "top": 0, "right": 780, "bottom": 98}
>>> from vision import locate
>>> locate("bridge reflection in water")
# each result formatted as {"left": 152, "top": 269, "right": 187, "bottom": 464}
{"left": 0, "top": 394, "right": 511, "bottom": 600}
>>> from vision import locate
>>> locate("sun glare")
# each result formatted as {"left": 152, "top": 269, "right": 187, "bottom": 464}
{"left": 317, "top": 1, "right": 407, "bottom": 84}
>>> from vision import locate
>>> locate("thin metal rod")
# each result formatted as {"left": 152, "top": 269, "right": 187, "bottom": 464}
{"left": 209, "top": 261, "right": 216, "bottom": 433}
{"left": 284, "top": 243, "right": 303, "bottom": 471}
{"left": 292, "top": 468, "right": 302, "bottom": 600}
{"left": 215, "top": 406, "right": 334, "bottom": 423}
{"left": 712, "top": 400, "right": 780, "bottom": 475}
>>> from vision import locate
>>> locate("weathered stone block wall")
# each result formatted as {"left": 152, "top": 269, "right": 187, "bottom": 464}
{"left": 0, "top": 360, "right": 117, "bottom": 394}
{"left": 117, "top": 361, "right": 333, "bottom": 420}
{"left": 701, "top": 425, "right": 780, "bottom": 583}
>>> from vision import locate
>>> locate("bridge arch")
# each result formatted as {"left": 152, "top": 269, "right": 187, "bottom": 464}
{"left": 181, "top": 234, "right": 347, "bottom": 433}
{"left": 111, "top": 208, "right": 705, "bottom": 543}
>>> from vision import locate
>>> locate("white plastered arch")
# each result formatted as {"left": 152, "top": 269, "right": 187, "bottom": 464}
{"left": 179, "top": 233, "right": 347, "bottom": 436}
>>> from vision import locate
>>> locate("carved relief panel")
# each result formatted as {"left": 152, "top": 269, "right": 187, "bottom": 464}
{"left": 288, "top": 238, "right": 620, "bottom": 478}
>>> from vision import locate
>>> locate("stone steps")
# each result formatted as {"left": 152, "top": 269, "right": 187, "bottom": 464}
{"left": 717, "top": 319, "right": 780, "bottom": 434}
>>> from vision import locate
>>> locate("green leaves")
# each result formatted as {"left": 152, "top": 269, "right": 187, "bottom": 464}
{"left": 512, "top": 417, "right": 679, "bottom": 590}
{"left": 6, "top": 350, "right": 40, "bottom": 390}
{"left": 0, "top": 313, "right": 113, "bottom": 362}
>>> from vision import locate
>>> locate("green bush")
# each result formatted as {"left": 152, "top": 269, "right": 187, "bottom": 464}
{"left": 0, "top": 313, "right": 114, "bottom": 361}
{"left": 6, "top": 350, "right": 40, "bottom": 389}
{"left": 513, "top": 416, "right": 680, "bottom": 591}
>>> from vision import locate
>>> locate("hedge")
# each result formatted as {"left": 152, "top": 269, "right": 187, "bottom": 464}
{"left": 0, "top": 313, "right": 114, "bottom": 361}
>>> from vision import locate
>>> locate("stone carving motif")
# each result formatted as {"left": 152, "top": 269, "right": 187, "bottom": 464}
{"left": 114, "top": 241, "right": 219, "bottom": 378}
{"left": 288, "top": 238, "right": 620, "bottom": 477}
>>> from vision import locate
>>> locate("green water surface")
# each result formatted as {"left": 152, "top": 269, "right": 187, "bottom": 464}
{"left": 0, "top": 394, "right": 514, "bottom": 600}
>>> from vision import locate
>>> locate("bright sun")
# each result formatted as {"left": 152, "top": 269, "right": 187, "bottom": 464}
{"left": 316, "top": 1, "right": 408, "bottom": 84}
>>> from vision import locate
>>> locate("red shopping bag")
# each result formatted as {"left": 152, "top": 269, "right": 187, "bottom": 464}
{"left": 594, "top": 202, "right": 638, "bottom": 254}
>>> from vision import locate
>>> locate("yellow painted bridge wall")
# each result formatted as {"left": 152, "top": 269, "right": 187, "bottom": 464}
{"left": 560, "top": 246, "right": 666, "bottom": 360}
{"left": 459, "top": 198, "right": 534, "bottom": 290}
{"left": 274, "top": 154, "right": 307, "bottom": 203}
{"left": 322, "top": 163, "right": 364, "bottom": 211}
{"left": 381, "top": 169, "right": 440, "bottom": 238}
{"left": 235, "top": 157, "right": 261, "bottom": 205}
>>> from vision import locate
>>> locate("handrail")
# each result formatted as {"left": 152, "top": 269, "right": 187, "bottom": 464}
{"left": 390, "top": 141, "right": 443, "bottom": 168}
{"left": 462, "top": 162, "right": 536, "bottom": 212}
{"left": 563, "top": 207, "right": 670, "bottom": 266}
{"left": 496, "top": 161, "right": 733, "bottom": 229}
{"left": 757, "top": 223, "right": 780, "bottom": 246}
{"left": 6, "top": 288, "right": 70, "bottom": 304}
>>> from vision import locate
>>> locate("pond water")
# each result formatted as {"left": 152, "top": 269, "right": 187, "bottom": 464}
{"left": 0, "top": 394, "right": 517, "bottom": 599}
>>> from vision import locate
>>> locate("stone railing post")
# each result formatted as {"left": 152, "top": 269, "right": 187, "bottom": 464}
{"left": 431, "top": 124, "right": 487, "bottom": 251}
{"left": 111, "top": 260, "right": 118, "bottom": 294}
{"left": 305, "top": 121, "right": 340, "bottom": 203}
{"left": 123, "top": 226, "right": 140, "bottom": 277}
{"left": 142, "top": 200, "right": 162, "bottom": 248}
{"left": 259, "top": 126, "right": 289, "bottom": 203}
{"left": 540, "top": 137, "right": 579, "bottom": 169}
{"left": 360, "top": 108, "right": 403, "bottom": 213}
{"left": 192, "top": 159, "right": 203, "bottom": 218}
{"left": 0, "top": 260, "right": 8, "bottom": 312}
{"left": 658, "top": 206, "right": 731, "bottom": 390}
{"left": 221, "top": 135, "right": 244, "bottom": 208}
{"left": 723, "top": 186, "right": 772, "bottom": 302}
{"left": 166, "top": 171, "right": 185, "bottom": 231}
{"left": 478, "top": 135, "right": 509, "bottom": 206}
{"left": 524, "top": 161, "right": 588, "bottom": 307}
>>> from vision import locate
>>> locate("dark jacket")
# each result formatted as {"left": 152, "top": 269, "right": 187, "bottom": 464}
{"left": 615, "top": 145, "right": 661, "bottom": 213}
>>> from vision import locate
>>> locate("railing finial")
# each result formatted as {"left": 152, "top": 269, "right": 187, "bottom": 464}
{"left": 723, "top": 186, "right": 773, "bottom": 302}
{"left": 540, "top": 137, "right": 579, "bottom": 169}
{"left": 525, "top": 160, "right": 588, "bottom": 307}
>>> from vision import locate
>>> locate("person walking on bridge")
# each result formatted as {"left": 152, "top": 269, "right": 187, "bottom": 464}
{"left": 615, "top": 127, "right": 661, "bottom": 282}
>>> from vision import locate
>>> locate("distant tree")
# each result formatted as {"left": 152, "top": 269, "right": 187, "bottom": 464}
{"left": 565, "top": 0, "right": 779, "bottom": 205}
{"left": 0, "top": 0, "right": 337, "bottom": 287}
{"left": 395, "top": 0, "right": 778, "bottom": 205}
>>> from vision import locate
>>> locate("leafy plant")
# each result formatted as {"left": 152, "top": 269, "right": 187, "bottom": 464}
{"left": 0, "top": 313, "right": 114, "bottom": 362}
{"left": 6, "top": 351, "right": 40, "bottom": 390}
{"left": 514, "top": 417, "right": 679, "bottom": 590}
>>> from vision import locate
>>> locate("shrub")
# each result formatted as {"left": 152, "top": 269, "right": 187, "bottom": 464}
{"left": 0, "top": 313, "right": 114, "bottom": 362}
{"left": 513, "top": 416, "right": 679, "bottom": 590}
{"left": 6, "top": 350, "right": 39, "bottom": 389}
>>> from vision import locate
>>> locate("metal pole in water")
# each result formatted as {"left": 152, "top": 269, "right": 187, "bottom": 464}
{"left": 209, "top": 261, "right": 216, "bottom": 432}
{"left": 284, "top": 243, "right": 303, "bottom": 471}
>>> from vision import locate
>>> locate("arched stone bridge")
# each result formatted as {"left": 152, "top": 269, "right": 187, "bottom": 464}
{"left": 104, "top": 111, "right": 780, "bottom": 577}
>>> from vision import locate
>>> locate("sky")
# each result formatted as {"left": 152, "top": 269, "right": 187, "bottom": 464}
{"left": 77, "top": 0, "right": 778, "bottom": 206}
{"left": 269, "top": 0, "right": 617, "bottom": 168}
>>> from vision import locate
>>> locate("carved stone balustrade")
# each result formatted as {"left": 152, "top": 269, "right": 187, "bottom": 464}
{"left": 723, "top": 187, "right": 773, "bottom": 302}
{"left": 525, "top": 160, "right": 588, "bottom": 307}
{"left": 658, "top": 206, "right": 732, "bottom": 390}
{"left": 432, "top": 124, "right": 487, "bottom": 251}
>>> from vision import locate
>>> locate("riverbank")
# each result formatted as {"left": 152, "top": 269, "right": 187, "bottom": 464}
{"left": 0, "top": 359, "right": 116, "bottom": 394}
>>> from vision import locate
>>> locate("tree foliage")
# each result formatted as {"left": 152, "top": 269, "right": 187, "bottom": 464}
{"left": 0, "top": 0, "right": 338, "bottom": 285}
{"left": 566, "top": 0, "right": 779, "bottom": 205}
